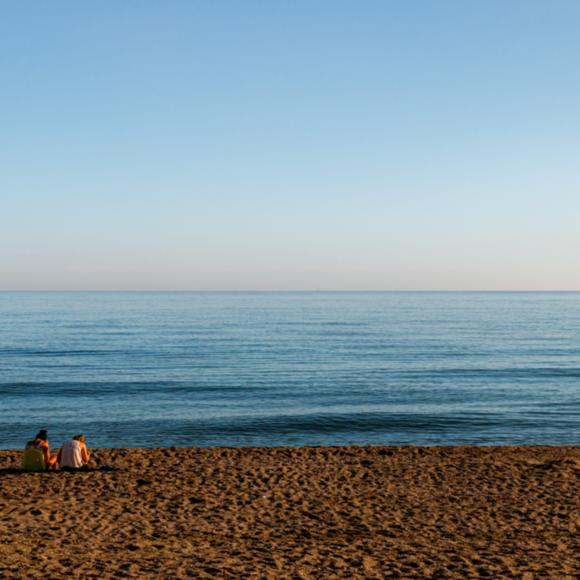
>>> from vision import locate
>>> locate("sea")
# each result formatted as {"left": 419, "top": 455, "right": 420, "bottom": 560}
{"left": 0, "top": 292, "right": 579, "bottom": 449}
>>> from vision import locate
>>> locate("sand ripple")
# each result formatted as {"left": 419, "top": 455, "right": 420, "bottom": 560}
{"left": 1, "top": 446, "right": 579, "bottom": 578}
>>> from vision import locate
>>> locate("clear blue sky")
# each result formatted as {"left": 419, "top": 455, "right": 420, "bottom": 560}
{"left": 1, "top": 1, "right": 579, "bottom": 290}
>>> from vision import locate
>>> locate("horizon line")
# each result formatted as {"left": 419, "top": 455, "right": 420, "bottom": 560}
{"left": 0, "top": 289, "right": 579, "bottom": 293}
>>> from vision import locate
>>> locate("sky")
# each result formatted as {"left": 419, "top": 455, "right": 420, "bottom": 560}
{"left": 1, "top": 1, "right": 579, "bottom": 291}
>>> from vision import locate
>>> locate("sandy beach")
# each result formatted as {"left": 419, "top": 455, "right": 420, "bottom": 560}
{"left": 0, "top": 446, "right": 578, "bottom": 578}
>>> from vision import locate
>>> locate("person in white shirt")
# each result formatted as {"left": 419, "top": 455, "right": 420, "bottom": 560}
{"left": 57, "top": 434, "right": 91, "bottom": 469}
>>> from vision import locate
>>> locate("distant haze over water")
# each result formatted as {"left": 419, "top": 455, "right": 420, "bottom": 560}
{"left": 0, "top": 292, "right": 578, "bottom": 449}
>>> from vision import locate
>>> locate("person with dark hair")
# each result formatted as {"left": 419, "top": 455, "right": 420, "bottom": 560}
{"left": 21, "top": 429, "right": 58, "bottom": 471}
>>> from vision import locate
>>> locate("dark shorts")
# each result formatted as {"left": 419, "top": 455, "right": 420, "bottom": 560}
{"left": 60, "top": 465, "right": 90, "bottom": 472}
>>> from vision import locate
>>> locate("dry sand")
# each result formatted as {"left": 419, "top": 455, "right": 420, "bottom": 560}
{"left": 1, "top": 446, "right": 578, "bottom": 578}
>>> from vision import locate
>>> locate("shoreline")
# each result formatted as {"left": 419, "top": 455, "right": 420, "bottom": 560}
{"left": 2, "top": 443, "right": 579, "bottom": 452}
{"left": 1, "top": 445, "right": 579, "bottom": 578}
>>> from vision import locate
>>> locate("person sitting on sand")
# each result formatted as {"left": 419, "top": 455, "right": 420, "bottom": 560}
{"left": 57, "top": 434, "right": 91, "bottom": 469}
{"left": 21, "top": 429, "right": 58, "bottom": 471}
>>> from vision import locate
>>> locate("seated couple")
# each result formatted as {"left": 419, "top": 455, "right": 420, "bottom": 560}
{"left": 21, "top": 429, "right": 91, "bottom": 472}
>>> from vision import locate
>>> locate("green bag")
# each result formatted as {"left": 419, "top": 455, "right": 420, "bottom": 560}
{"left": 21, "top": 446, "right": 46, "bottom": 472}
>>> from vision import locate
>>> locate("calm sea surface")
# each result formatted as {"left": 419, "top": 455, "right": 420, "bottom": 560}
{"left": 0, "top": 292, "right": 579, "bottom": 449}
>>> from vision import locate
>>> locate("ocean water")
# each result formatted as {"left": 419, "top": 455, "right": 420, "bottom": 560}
{"left": 0, "top": 292, "right": 579, "bottom": 449}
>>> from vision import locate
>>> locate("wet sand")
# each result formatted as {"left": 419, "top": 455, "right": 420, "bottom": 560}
{"left": 0, "top": 446, "right": 578, "bottom": 578}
